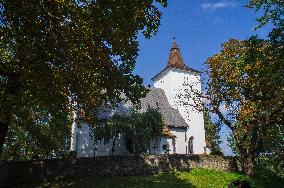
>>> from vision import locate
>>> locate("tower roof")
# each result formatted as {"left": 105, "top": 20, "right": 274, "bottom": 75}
{"left": 167, "top": 39, "right": 187, "bottom": 69}
{"left": 152, "top": 39, "right": 200, "bottom": 81}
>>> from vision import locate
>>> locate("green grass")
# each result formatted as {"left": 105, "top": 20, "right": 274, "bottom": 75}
{"left": 26, "top": 168, "right": 247, "bottom": 188}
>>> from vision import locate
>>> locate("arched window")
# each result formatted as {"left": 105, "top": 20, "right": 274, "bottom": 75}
{"left": 188, "top": 136, "right": 194, "bottom": 155}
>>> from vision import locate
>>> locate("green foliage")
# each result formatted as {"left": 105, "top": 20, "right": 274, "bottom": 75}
{"left": 203, "top": 109, "right": 222, "bottom": 155}
{"left": 248, "top": 0, "right": 284, "bottom": 28}
{"left": 205, "top": 36, "right": 284, "bottom": 175}
{"left": 255, "top": 155, "right": 284, "bottom": 178}
{"left": 203, "top": 1, "right": 284, "bottom": 172}
{"left": 93, "top": 108, "right": 164, "bottom": 154}
{"left": 0, "top": 0, "right": 166, "bottom": 157}
{"left": 227, "top": 133, "right": 239, "bottom": 155}
{"left": 24, "top": 169, "right": 248, "bottom": 188}
{"left": 209, "top": 150, "right": 224, "bottom": 156}
{"left": 2, "top": 107, "right": 71, "bottom": 160}
{"left": 248, "top": 0, "right": 284, "bottom": 43}
{"left": 251, "top": 156, "right": 284, "bottom": 188}
{"left": 204, "top": 3, "right": 284, "bottom": 170}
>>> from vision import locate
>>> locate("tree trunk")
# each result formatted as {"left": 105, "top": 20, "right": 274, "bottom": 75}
{"left": 0, "top": 73, "right": 19, "bottom": 158}
{"left": 242, "top": 155, "right": 255, "bottom": 176}
{"left": 111, "top": 135, "right": 117, "bottom": 156}
{"left": 0, "top": 118, "right": 9, "bottom": 157}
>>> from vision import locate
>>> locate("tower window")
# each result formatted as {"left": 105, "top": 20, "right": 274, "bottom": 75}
{"left": 183, "top": 77, "right": 190, "bottom": 86}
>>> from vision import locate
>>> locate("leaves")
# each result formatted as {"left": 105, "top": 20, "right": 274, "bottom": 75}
{"left": 248, "top": 0, "right": 284, "bottom": 43}
{"left": 93, "top": 108, "right": 164, "bottom": 154}
{"left": 204, "top": 35, "right": 284, "bottom": 175}
{"left": 0, "top": 0, "right": 167, "bottom": 158}
{"left": 204, "top": 109, "right": 222, "bottom": 155}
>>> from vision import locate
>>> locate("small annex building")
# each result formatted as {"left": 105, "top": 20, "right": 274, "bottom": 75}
{"left": 70, "top": 39, "right": 206, "bottom": 157}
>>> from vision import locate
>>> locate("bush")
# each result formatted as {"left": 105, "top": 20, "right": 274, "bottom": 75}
{"left": 210, "top": 150, "right": 224, "bottom": 156}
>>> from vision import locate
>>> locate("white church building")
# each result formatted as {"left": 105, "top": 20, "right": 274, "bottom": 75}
{"left": 70, "top": 40, "right": 206, "bottom": 157}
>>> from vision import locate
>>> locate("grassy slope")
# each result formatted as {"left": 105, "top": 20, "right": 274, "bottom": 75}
{"left": 30, "top": 169, "right": 247, "bottom": 188}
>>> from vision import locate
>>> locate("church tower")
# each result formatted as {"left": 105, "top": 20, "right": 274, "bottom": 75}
{"left": 152, "top": 39, "right": 206, "bottom": 154}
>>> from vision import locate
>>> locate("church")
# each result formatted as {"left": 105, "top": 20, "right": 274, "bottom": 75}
{"left": 70, "top": 40, "right": 206, "bottom": 157}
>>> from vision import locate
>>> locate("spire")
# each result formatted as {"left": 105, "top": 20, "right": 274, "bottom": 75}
{"left": 151, "top": 38, "right": 201, "bottom": 81}
{"left": 171, "top": 37, "right": 178, "bottom": 50}
{"left": 167, "top": 38, "right": 186, "bottom": 69}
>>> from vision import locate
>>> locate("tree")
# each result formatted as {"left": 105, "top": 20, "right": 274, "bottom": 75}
{"left": 2, "top": 120, "right": 70, "bottom": 160}
{"left": 2, "top": 107, "right": 71, "bottom": 160}
{"left": 203, "top": 109, "right": 222, "bottom": 155}
{"left": 195, "top": 1, "right": 284, "bottom": 176}
{"left": 93, "top": 112, "right": 129, "bottom": 156}
{"left": 93, "top": 108, "right": 164, "bottom": 155}
{"left": 204, "top": 37, "right": 283, "bottom": 176}
{"left": 248, "top": 0, "right": 284, "bottom": 43}
{"left": 0, "top": 0, "right": 167, "bottom": 157}
{"left": 129, "top": 108, "right": 164, "bottom": 154}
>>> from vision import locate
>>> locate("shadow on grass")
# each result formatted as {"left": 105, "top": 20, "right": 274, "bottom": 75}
{"left": 29, "top": 172, "right": 197, "bottom": 188}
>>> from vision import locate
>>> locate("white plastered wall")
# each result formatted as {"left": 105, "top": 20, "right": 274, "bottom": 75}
{"left": 70, "top": 121, "right": 125, "bottom": 157}
{"left": 153, "top": 69, "right": 206, "bottom": 154}
{"left": 169, "top": 128, "right": 188, "bottom": 154}
{"left": 70, "top": 100, "right": 133, "bottom": 157}
{"left": 149, "top": 137, "right": 174, "bottom": 154}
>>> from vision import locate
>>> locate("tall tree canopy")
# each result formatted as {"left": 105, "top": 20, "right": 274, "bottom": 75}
{"left": 196, "top": 1, "right": 284, "bottom": 176}
{"left": 0, "top": 0, "right": 167, "bottom": 157}
{"left": 204, "top": 37, "right": 283, "bottom": 175}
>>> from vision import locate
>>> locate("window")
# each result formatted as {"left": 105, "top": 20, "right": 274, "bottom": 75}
{"left": 188, "top": 136, "right": 194, "bottom": 155}
{"left": 183, "top": 77, "right": 190, "bottom": 86}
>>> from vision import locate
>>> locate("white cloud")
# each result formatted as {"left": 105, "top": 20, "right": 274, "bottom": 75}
{"left": 201, "top": 1, "right": 236, "bottom": 10}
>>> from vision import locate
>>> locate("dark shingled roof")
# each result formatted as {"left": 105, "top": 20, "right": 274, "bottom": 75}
{"left": 152, "top": 39, "right": 200, "bottom": 81}
{"left": 140, "top": 88, "right": 188, "bottom": 128}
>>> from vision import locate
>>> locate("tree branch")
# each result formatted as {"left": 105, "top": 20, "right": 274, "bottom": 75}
{"left": 214, "top": 102, "right": 234, "bottom": 131}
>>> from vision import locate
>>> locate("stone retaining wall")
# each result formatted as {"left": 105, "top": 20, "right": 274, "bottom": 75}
{"left": 0, "top": 154, "right": 241, "bottom": 187}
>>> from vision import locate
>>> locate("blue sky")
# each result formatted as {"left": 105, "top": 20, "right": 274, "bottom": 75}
{"left": 134, "top": 0, "right": 272, "bottom": 155}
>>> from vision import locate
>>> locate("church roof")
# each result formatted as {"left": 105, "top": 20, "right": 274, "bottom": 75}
{"left": 140, "top": 88, "right": 188, "bottom": 128}
{"left": 152, "top": 39, "right": 200, "bottom": 81}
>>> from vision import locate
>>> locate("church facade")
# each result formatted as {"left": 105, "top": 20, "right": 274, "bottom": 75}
{"left": 70, "top": 40, "right": 206, "bottom": 157}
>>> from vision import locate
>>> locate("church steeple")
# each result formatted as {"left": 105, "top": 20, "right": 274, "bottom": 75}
{"left": 167, "top": 38, "right": 187, "bottom": 69}
{"left": 151, "top": 38, "right": 200, "bottom": 81}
